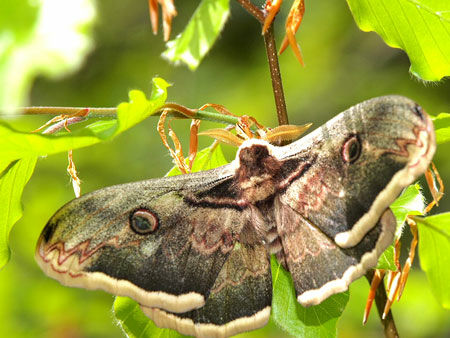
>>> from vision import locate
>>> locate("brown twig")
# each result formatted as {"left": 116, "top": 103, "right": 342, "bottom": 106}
{"left": 235, "top": 0, "right": 264, "bottom": 23}
{"left": 263, "top": 24, "right": 289, "bottom": 125}
{"left": 235, "top": 0, "right": 289, "bottom": 126}
{"left": 365, "top": 270, "right": 399, "bottom": 338}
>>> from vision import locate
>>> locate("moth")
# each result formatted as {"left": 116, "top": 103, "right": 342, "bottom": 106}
{"left": 36, "top": 96, "right": 435, "bottom": 338}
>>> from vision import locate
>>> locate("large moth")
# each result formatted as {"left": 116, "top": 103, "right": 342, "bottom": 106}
{"left": 36, "top": 96, "right": 435, "bottom": 338}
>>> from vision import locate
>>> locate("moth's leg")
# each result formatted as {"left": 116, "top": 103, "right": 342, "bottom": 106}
{"left": 424, "top": 162, "right": 444, "bottom": 213}
{"left": 188, "top": 119, "right": 201, "bottom": 171}
{"left": 263, "top": 0, "right": 283, "bottom": 33}
{"left": 199, "top": 103, "right": 266, "bottom": 141}
{"left": 197, "top": 103, "right": 251, "bottom": 145}
{"left": 279, "top": 0, "right": 305, "bottom": 66}
{"left": 363, "top": 269, "right": 385, "bottom": 324}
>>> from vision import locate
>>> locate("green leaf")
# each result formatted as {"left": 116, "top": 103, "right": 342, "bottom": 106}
{"left": 375, "top": 184, "right": 425, "bottom": 271}
{"left": 0, "top": 0, "right": 96, "bottom": 111}
{"left": 166, "top": 144, "right": 228, "bottom": 177}
{"left": 117, "top": 78, "right": 171, "bottom": 134}
{"left": 0, "top": 157, "right": 37, "bottom": 269}
{"left": 270, "top": 256, "right": 349, "bottom": 337}
{"left": 390, "top": 183, "right": 425, "bottom": 235}
{"left": 346, "top": 0, "right": 450, "bottom": 81}
{"left": 431, "top": 113, "right": 450, "bottom": 145}
{"left": 0, "top": 78, "right": 168, "bottom": 172}
{"left": 0, "top": 78, "right": 168, "bottom": 269}
{"left": 114, "top": 297, "right": 186, "bottom": 338}
{"left": 162, "top": 0, "right": 230, "bottom": 70}
{"left": 376, "top": 245, "right": 397, "bottom": 271}
{"left": 417, "top": 213, "right": 450, "bottom": 309}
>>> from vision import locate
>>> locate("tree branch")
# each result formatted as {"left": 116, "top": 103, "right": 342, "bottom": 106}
{"left": 13, "top": 104, "right": 247, "bottom": 128}
{"left": 365, "top": 271, "right": 399, "bottom": 338}
{"left": 235, "top": 0, "right": 264, "bottom": 23}
{"left": 262, "top": 24, "right": 289, "bottom": 125}
{"left": 17, "top": 106, "right": 117, "bottom": 116}
{"left": 236, "top": 0, "right": 289, "bottom": 126}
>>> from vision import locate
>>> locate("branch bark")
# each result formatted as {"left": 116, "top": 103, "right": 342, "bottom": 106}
{"left": 262, "top": 24, "right": 289, "bottom": 125}
{"left": 236, "top": 0, "right": 289, "bottom": 126}
{"left": 235, "top": 0, "right": 264, "bottom": 23}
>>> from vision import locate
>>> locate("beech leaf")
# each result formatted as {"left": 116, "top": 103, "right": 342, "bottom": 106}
{"left": 0, "top": 157, "right": 37, "bottom": 268}
{"left": 162, "top": 0, "right": 230, "bottom": 70}
{"left": 270, "top": 256, "right": 349, "bottom": 337}
{"left": 346, "top": 0, "right": 450, "bottom": 81}
{"left": 431, "top": 113, "right": 450, "bottom": 145}
{"left": 417, "top": 213, "right": 450, "bottom": 309}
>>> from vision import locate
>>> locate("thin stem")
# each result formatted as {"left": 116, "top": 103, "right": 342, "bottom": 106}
{"left": 17, "top": 106, "right": 117, "bottom": 116}
{"left": 236, "top": 0, "right": 289, "bottom": 125}
{"left": 11, "top": 105, "right": 244, "bottom": 128}
{"left": 365, "top": 271, "right": 399, "bottom": 338}
{"left": 263, "top": 24, "right": 289, "bottom": 125}
{"left": 235, "top": 0, "right": 264, "bottom": 23}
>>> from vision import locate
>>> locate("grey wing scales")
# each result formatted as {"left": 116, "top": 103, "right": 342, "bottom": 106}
{"left": 36, "top": 164, "right": 254, "bottom": 314}
{"left": 141, "top": 243, "right": 272, "bottom": 338}
{"left": 275, "top": 198, "right": 395, "bottom": 306}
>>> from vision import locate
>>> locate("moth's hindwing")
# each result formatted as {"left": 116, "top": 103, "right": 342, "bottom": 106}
{"left": 276, "top": 200, "right": 396, "bottom": 306}
{"left": 141, "top": 243, "right": 272, "bottom": 338}
{"left": 36, "top": 95, "right": 436, "bottom": 337}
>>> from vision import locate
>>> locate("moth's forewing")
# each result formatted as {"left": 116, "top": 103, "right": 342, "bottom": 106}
{"left": 36, "top": 166, "right": 255, "bottom": 313}
{"left": 274, "top": 96, "right": 435, "bottom": 305}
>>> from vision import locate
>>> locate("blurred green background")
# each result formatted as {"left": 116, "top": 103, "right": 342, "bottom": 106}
{"left": 1, "top": 0, "right": 450, "bottom": 337}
